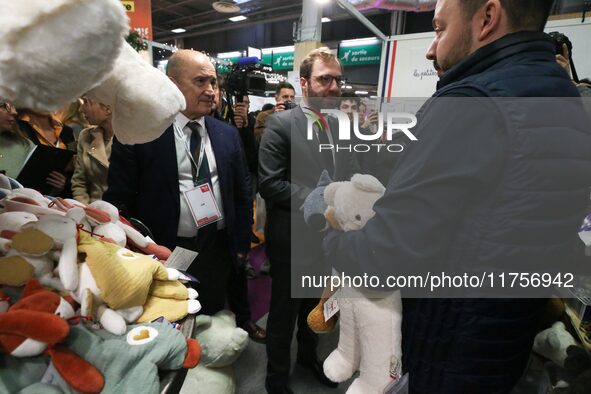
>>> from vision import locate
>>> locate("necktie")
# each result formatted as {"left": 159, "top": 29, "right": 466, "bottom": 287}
{"left": 187, "top": 121, "right": 211, "bottom": 185}
{"left": 314, "top": 123, "right": 335, "bottom": 175}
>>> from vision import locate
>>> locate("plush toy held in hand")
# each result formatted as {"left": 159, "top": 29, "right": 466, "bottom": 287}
{"left": 306, "top": 174, "right": 404, "bottom": 394}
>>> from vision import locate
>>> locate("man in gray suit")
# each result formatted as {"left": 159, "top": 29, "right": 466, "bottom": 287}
{"left": 259, "top": 47, "right": 357, "bottom": 393}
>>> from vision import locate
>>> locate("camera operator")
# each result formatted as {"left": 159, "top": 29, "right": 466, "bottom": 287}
{"left": 551, "top": 31, "right": 591, "bottom": 97}
{"left": 254, "top": 82, "right": 295, "bottom": 142}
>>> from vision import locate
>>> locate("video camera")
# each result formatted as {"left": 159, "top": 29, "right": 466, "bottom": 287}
{"left": 548, "top": 31, "right": 579, "bottom": 83}
{"left": 225, "top": 57, "right": 273, "bottom": 102}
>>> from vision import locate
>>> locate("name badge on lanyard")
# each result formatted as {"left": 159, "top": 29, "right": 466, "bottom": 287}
{"left": 179, "top": 123, "right": 223, "bottom": 228}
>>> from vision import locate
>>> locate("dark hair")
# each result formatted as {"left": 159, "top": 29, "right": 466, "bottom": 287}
{"left": 275, "top": 82, "right": 295, "bottom": 96}
{"left": 340, "top": 92, "right": 360, "bottom": 106}
{"left": 261, "top": 103, "right": 275, "bottom": 111}
{"left": 460, "top": 0, "right": 555, "bottom": 32}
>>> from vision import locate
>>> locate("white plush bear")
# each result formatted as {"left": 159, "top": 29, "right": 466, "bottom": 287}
{"left": 321, "top": 174, "right": 404, "bottom": 394}
{"left": 0, "top": 0, "right": 186, "bottom": 145}
{"left": 533, "top": 321, "right": 580, "bottom": 367}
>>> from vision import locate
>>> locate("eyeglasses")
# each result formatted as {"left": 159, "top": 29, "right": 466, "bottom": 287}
{"left": 311, "top": 75, "right": 343, "bottom": 87}
{"left": 0, "top": 102, "right": 14, "bottom": 113}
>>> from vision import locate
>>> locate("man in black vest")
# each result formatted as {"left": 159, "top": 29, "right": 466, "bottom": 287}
{"left": 323, "top": 0, "right": 591, "bottom": 393}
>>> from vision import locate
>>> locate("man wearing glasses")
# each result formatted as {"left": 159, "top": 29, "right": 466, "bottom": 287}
{"left": 259, "top": 47, "right": 357, "bottom": 393}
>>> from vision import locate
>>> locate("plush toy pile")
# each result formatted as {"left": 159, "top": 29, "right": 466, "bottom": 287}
{"left": 0, "top": 176, "right": 202, "bottom": 393}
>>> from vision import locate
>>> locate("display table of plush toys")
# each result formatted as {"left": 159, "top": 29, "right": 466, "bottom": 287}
{"left": 0, "top": 175, "right": 213, "bottom": 394}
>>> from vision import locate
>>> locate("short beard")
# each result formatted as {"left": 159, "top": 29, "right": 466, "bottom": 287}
{"left": 439, "top": 28, "right": 473, "bottom": 74}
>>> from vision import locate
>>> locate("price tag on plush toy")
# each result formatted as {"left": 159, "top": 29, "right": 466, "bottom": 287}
{"left": 166, "top": 247, "right": 199, "bottom": 271}
{"left": 184, "top": 183, "right": 222, "bottom": 228}
{"left": 323, "top": 290, "right": 340, "bottom": 322}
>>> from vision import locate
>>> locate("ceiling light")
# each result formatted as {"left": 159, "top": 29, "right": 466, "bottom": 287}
{"left": 355, "top": 90, "right": 369, "bottom": 95}
{"left": 218, "top": 51, "right": 242, "bottom": 58}
{"left": 340, "top": 37, "right": 380, "bottom": 48}
{"left": 345, "top": 85, "right": 352, "bottom": 89}
{"left": 171, "top": 28, "right": 186, "bottom": 33}
{"left": 229, "top": 15, "right": 247, "bottom": 22}
{"left": 316, "top": 0, "right": 330, "bottom": 4}
{"left": 321, "top": 17, "right": 331, "bottom": 23}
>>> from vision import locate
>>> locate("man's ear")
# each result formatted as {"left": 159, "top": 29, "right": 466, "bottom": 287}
{"left": 300, "top": 77, "right": 308, "bottom": 94}
{"left": 476, "top": 0, "right": 504, "bottom": 42}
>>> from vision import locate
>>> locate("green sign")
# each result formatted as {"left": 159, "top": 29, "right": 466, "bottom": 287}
{"left": 261, "top": 53, "right": 273, "bottom": 65}
{"left": 271, "top": 52, "right": 294, "bottom": 70}
{"left": 338, "top": 43, "right": 382, "bottom": 66}
{"left": 216, "top": 55, "right": 241, "bottom": 74}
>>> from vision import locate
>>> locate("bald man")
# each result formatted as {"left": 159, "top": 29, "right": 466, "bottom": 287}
{"left": 104, "top": 51, "right": 260, "bottom": 334}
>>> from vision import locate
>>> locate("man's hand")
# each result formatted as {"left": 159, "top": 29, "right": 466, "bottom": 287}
{"left": 46, "top": 170, "right": 66, "bottom": 191}
{"left": 361, "top": 111, "right": 379, "bottom": 130}
{"left": 555, "top": 43, "right": 572, "bottom": 78}
{"left": 234, "top": 102, "right": 249, "bottom": 128}
{"left": 274, "top": 103, "right": 286, "bottom": 112}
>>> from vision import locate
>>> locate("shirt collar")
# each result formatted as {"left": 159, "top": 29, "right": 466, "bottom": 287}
{"left": 175, "top": 112, "right": 205, "bottom": 134}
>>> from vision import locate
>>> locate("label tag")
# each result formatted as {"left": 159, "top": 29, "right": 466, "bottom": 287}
{"left": 323, "top": 289, "right": 341, "bottom": 322}
{"left": 165, "top": 247, "right": 199, "bottom": 271}
{"left": 184, "top": 183, "right": 222, "bottom": 228}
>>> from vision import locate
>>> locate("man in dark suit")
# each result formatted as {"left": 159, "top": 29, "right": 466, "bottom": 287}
{"left": 104, "top": 50, "right": 263, "bottom": 336}
{"left": 259, "top": 47, "right": 357, "bottom": 394}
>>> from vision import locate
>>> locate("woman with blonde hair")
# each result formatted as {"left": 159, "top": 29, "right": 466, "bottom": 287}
{"left": 71, "top": 97, "right": 113, "bottom": 204}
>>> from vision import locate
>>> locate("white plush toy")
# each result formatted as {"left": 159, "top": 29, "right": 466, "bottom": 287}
{"left": 0, "top": 0, "right": 128, "bottom": 111}
{"left": 0, "top": 0, "right": 186, "bottom": 145}
{"left": 321, "top": 174, "right": 403, "bottom": 394}
{"left": 533, "top": 321, "right": 580, "bottom": 367}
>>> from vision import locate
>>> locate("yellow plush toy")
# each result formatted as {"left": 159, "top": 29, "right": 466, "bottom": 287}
{"left": 73, "top": 233, "right": 201, "bottom": 335}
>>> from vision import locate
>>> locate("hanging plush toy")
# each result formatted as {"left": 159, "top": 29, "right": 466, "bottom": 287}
{"left": 305, "top": 173, "right": 404, "bottom": 394}
{"left": 0, "top": 0, "right": 185, "bottom": 145}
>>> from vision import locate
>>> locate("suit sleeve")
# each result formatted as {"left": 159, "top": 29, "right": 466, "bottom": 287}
{"left": 258, "top": 114, "right": 321, "bottom": 211}
{"left": 230, "top": 126, "right": 253, "bottom": 254}
{"left": 103, "top": 137, "right": 140, "bottom": 218}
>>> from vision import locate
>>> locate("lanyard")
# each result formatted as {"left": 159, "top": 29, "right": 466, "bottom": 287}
{"left": 175, "top": 122, "right": 207, "bottom": 185}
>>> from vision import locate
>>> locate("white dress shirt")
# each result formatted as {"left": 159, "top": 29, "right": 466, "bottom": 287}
{"left": 174, "top": 113, "right": 225, "bottom": 237}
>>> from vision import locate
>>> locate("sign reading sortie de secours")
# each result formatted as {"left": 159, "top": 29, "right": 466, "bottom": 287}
{"left": 338, "top": 42, "right": 382, "bottom": 66}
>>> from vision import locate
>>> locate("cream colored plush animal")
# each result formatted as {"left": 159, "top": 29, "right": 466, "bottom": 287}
{"left": 321, "top": 174, "right": 404, "bottom": 394}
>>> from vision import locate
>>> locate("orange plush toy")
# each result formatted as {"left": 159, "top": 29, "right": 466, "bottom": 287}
{"left": 0, "top": 279, "right": 105, "bottom": 394}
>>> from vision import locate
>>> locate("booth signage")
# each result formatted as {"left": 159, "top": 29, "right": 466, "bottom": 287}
{"left": 338, "top": 43, "right": 382, "bottom": 66}
{"left": 272, "top": 52, "right": 294, "bottom": 70}
{"left": 122, "top": 0, "right": 153, "bottom": 40}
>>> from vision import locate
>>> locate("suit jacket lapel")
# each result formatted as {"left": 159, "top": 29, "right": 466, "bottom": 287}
{"left": 293, "top": 107, "right": 325, "bottom": 173}
{"left": 204, "top": 116, "right": 226, "bottom": 182}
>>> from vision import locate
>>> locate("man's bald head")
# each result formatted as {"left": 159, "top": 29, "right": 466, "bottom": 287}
{"left": 166, "top": 50, "right": 211, "bottom": 80}
{"left": 167, "top": 50, "right": 218, "bottom": 119}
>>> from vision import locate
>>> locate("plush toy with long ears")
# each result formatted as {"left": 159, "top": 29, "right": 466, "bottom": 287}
{"left": 0, "top": 279, "right": 105, "bottom": 394}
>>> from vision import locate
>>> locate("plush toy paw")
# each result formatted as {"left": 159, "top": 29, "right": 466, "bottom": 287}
{"left": 187, "top": 288, "right": 199, "bottom": 299}
{"left": 187, "top": 299, "right": 202, "bottom": 315}
{"left": 323, "top": 349, "right": 357, "bottom": 382}
{"left": 98, "top": 305, "right": 127, "bottom": 336}
{"left": 166, "top": 268, "right": 181, "bottom": 281}
{"left": 324, "top": 207, "right": 342, "bottom": 231}
{"left": 307, "top": 302, "right": 337, "bottom": 334}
